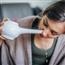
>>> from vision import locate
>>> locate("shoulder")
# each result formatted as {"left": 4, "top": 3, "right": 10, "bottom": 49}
{"left": 58, "top": 35, "right": 65, "bottom": 45}
{"left": 57, "top": 35, "right": 65, "bottom": 53}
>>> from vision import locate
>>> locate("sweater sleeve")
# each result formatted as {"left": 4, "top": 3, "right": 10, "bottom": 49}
{"left": 16, "top": 16, "right": 37, "bottom": 28}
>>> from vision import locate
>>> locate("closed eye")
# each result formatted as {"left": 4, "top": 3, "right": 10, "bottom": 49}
{"left": 50, "top": 29, "right": 59, "bottom": 35}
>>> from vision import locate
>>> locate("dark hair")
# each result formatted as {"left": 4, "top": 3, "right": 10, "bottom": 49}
{"left": 32, "top": 1, "right": 65, "bottom": 29}
{"left": 32, "top": 7, "right": 42, "bottom": 15}
{"left": 42, "top": 1, "right": 65, "bottom": 22}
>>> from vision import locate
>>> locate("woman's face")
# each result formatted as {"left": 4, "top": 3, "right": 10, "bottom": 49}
{"left": 38, "top": 15, "right": 65, "bottom": 38}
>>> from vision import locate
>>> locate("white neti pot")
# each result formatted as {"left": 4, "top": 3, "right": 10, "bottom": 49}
{"left": 2, "top": 19, "right": 42, "bottom": 40}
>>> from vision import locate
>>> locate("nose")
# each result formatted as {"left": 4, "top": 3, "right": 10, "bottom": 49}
{"left": 42, "top": 29, "right": 51, "bottom": 37}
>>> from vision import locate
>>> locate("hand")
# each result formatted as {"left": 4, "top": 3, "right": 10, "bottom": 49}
{"left": 0, "top": 17, "right": 8, "bottom": 40}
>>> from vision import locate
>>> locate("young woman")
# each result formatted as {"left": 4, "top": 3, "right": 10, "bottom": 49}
{"left": 0, "top": 1, "right": 65, "bottom": 65}
{"left": 31, "top": 1, "right": 65, "bottom": 65}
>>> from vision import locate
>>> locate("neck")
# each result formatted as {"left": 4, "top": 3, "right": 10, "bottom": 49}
{"left": 34, "top": 34, "right": 55, "bottom": 50}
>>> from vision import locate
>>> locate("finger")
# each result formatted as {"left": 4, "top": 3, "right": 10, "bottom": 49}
{"left": 0, "top": 35, "right": 5, "bottom": 40}
{"left": 0, "top": 17, "right": 8, "bottom": 28}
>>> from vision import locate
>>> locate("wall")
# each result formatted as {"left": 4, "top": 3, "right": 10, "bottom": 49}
{"left": 0, "top": 0, "right": 60, "bottom": 10}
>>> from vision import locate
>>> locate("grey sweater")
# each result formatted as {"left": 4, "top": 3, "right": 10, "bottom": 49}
{"left": 1, "top": 16, "right": 65, "bottom": 65}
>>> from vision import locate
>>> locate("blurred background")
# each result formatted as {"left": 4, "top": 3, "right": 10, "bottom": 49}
{"left": 0, "top": 0, "right": 62, "bottom": 20}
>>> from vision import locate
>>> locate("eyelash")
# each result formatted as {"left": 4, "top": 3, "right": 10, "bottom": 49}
{"left": 51, "top": 30, "right": 58, "bottom": 35}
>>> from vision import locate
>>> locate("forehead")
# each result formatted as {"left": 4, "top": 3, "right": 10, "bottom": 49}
{"left": 48, "top": 19, "right": 65, "bottom": 33}
{"left": 39, "top": 15, "right": 65, "bottom": 33}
